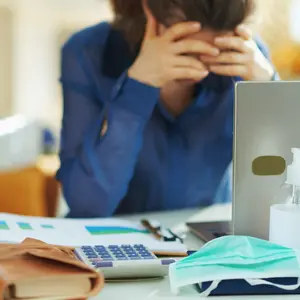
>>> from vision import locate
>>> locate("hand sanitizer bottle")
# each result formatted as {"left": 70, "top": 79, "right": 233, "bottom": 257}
{"left": 285, "top": 148, "right": 300, "bottom": 205}
{"left": 269, "top": 148, "right": 300, "bottom": 250}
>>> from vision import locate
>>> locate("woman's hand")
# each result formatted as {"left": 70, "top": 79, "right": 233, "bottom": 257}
{"left": 128, "top": 15, "right": 220, "bottom": 87}
{"left": 200, "top": 25, "right": 274, "bottom": 81}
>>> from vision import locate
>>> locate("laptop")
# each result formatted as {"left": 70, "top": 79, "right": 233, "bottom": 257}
{"left": 187, "top": 81, "right": 300, "bottom": 242}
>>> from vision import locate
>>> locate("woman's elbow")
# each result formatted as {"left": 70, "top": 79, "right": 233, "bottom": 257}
{"left": 58, "top": 163, "right": 119, "bottom": 218}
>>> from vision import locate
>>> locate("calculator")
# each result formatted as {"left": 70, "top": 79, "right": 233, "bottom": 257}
{"left": 74, "top": 244, "right": 176, "bottom": 279}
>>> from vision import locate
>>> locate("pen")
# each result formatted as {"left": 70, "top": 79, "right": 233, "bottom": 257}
{"left": 141, "top": 219, "right": 163, "bottom": 241}
{"left": 141, "top": 219, "right": 184, "bottom": 243}
{"left": 167, "top": 228, "right": 184, "bottom": 244}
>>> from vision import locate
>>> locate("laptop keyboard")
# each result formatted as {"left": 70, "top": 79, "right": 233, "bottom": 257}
{"left": 214, "top": 232, "right": 229, "bottom": 238}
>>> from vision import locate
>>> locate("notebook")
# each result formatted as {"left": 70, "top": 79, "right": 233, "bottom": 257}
{"left": 10, "top": 276, "right": 91, "bottom": 299}
{"left": 0, "top": 213, "right": 187, "bottom": 256}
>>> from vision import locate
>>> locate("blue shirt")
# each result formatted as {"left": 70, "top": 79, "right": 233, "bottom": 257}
{"left": 57, "top": 22, "right": 276, "bottom": 218}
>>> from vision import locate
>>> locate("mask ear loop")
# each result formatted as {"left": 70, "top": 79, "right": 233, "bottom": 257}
{"left": 246, "top": 250, "right": 300, "bottom": 291}
{"left": 200, "top": 251, "right": 300, "bottom": 296}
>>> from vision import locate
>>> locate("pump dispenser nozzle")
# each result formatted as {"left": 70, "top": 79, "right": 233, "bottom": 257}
{"left": 286, "top": 148, "right": 300, "bottom": 205}
{"left": 286, "top": 148, "right": 300, "bottom": 186}
{"left": 269, "top": 148, "right": 300, "bottom": 250}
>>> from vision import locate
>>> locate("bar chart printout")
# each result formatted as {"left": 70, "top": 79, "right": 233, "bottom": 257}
{"left": 17, "top": 222, "right": 33, "bottom": 230}
{"left": 0, "top": 221, "right": 9, "bottom": 230}
{"left": 41, "top": 224, "right": 54, "bottom": 229}
{"left": 85, "top": 225, "right": 149, "bottom": 236}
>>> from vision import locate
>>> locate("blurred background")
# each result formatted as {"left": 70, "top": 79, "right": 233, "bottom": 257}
{"left": 0, "top": 0, "right": 300, "bottom": 218}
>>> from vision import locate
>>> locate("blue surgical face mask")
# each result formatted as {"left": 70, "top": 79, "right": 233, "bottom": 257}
{"left": 169, "top": 236, "right": 300, "bottom": 296}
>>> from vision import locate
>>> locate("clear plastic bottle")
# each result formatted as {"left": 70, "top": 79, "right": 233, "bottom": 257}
{"left": 269, "top": 148, "right": 300, "bottom": 249}
{"left": 285, "top": 148, "right": 300, "bottom": 205}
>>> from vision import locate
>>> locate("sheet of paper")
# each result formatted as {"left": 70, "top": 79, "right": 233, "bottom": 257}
{"left": 0, "top": 213, "right": 187, "bottom": 254}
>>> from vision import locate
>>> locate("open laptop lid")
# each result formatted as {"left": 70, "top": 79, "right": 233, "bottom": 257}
{"left": 233, "top": 81, "right": 300, "bottom": 240}
{"left": 187, "top": 81, "right": 300, "bottom": 243}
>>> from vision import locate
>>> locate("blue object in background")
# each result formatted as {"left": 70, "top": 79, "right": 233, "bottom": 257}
{"left": 42, "top": 128, "right": 56, "bottom": 154}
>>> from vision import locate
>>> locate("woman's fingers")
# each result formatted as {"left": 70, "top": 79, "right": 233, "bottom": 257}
{"left": 208, "top": 64, "right": 248, "bottom": 77}
{"left": 214, "top": 36, "right": 249, "bottom": 53}
{"left": 171, "top": 67, "right": 209, "bottom": 81}
{"left": 173, "top": 56, "right": 208, "bottom": 72}
{"left": 200, "top": 52, "right": 249, "bottom": 64}
{"left": 144, "top": 13, "right": 158, "bottom": 40}
{"left": 164, "top": 22, "right": 202, "bottom": 41}
{"left": 235, "top": 24, "right": 253, "bottom": 40}
{"left": 173, "top": 39, "right": 220, "bottom": 56}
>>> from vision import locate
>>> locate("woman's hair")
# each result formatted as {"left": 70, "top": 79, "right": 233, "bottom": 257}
{"left": 110, "top": 0, "right": 256, "bottom": 46}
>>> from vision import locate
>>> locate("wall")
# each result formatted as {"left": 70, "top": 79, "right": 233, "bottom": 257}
{"left": 0, "top": 0, "right": 297, "bottom": 129}
{"left": 0, "top": 6, "right": 13, "bottom": 117}
{"left": 258, "top": 0, "right": 292, "bottom": 51}
{"left": 1, "top": 0, "right": 112, "bottom": 132}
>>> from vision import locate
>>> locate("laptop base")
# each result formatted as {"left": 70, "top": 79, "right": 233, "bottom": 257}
{"left": 186, "top": 221, "right": 232, "bottom": 243}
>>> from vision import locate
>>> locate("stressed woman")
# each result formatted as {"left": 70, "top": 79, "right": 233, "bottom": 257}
{"left": 57, "top": 0, "right": 278, "bottom": 218}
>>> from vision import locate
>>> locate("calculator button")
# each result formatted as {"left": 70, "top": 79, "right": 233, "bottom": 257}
{"left": 123, "top": 247, "right": 135, "bottom": 252}
{"left": 141, "top": 254, "right": 153, "bottom": 258}
{"left": 141, "top": 253, "right": 154, "bottom": 258}
{"left": 134, "top": 245, "right": 145, "bottom": 250}
{"left": 138, "top": 253, "right": 150, "bottom": 257}
{"left": 83, "top": 248, "right": 95, "bottom": 252}
{"left": 87, "top": 254, "right": 98, "bottom": 259}
{"left": 96, "top": 250, "right": 109, "bottom": 254}
{"left": 114, "top": 252, "right": 125, "bottom": 256}
{"left": 113, "top": 252, "right": 124, "bottom": 257}
{"left": 100, "top": 255, "right": 112, "bottom": 259}
{"left": 96, "top": 262, "right": 113, "bottom": 268}
{"left": 115, "top": 255, "right": 127, "bottom": 259}
{"left": 116, "top": 257, "right": 128, "bottom": 260}
{"left": 83, "top": 249, "right": 96, "bottom": 253}
{"left": 85, "top": 252, "right": 97, "bottom": 257}
{"left": 90, "top": 258, "right": 102, "bottom": 262}
{"left": 96, "top": 252, "right": 109, "bottom": 257}
{"left": 137, "top": 250, "right": 150, "bottom": 254}
{"left": 121, "top": 245, "right": 133, "bottom": 249}
{"left": 111, "top": 248, "right": 122, "bottom": 252}
{"left": 82, "top": 246, "right": 93, "bottom": 250}
{"left": 108, "top": 245, "right": 119, "bottom": 249}
{"left": 128, "top": 253, "right": 139, "bottom": 258}
{"left": 115, "top": 253, "right": 126, "bottom": 257}
{"left": 94, "top": 246, "right": 106, "bottom": 250}
{"left": 111, "top": 249, "right": 123, "bottom": 254}
{"left": 100, "top": 253, "right": 111, "bottom": 257}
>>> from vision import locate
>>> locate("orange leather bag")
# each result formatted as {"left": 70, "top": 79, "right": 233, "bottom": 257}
{"left": 0, "top": 239, "right": 104, "bottom": 300}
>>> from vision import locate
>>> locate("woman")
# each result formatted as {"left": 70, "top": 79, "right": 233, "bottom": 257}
{"left": 57, "top": 0, "right": 278, "bottom": 218}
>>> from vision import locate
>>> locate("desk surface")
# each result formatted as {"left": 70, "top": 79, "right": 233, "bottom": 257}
{"left": 92, "top": 204, "right": 300, "bottom": 300}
